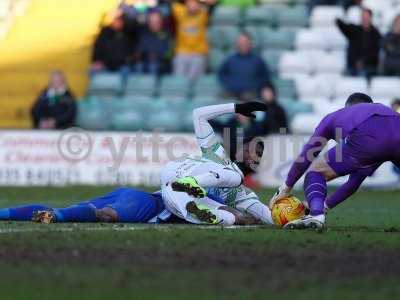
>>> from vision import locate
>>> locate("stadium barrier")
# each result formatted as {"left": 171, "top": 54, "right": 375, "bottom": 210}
{"left": 0, "top": 130, "right": 398, "bottom": 188}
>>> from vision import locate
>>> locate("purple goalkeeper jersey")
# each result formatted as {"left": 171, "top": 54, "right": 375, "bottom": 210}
{"left": 285, "top": 103, "right": 400, "bottom": 187}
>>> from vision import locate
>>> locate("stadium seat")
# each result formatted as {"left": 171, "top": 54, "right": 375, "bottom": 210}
{"left": 157, "top": 95, "right": 189, "bottom": 107}
{"left": 310, "top": 6, "right": 345, "bottom": 28}
{"left": 273, "top": 78, "right": 297, "bottom": 98}
{"left": 193, "top": 75, "right": 221, "bottom": 97}
{"left": 278, "top": 51, "right": 313, "bottom": 77}
{"left": 290, "top": 113, "right": 322, "bottom": 134}
{"left": 208, "top": 25, "right": 240, "bottom": 50}
{"left": 295, "top": 29, "right": 326, "bottom": 51}
{"left": 88, "top": 73, "right": 123, "bottom": 98}
{"left": 313, "top": 51, "right": 345, "bottom": 74}
{"left": 295, "top": 75, "right": 334, "bottom": 99}
{"left": 244, "top": 5, "right": 277, "bottom": 27}
{"left": 316, "top": 28, "right": 347, "bottom": 51}
{"left": 211, "top": 6, "right": 241, "bottom": 26}
{"left": 159, "top": 75, "right": 191, "bottom": 97}
{"left": 333, "top": 77, "right": 368, "bottom": 99}
{"left": 277, "top": 6, "right": 308, "bottom": 28}
{"left": 192, "top": 96, "right": 221, "bottom": 108}
{"left": 243, "top": 25, "right": 262, "bottom": 51}
{"left": 313, "top": 100, "right": 343, "bottom": 115}
{"left": 279, "top": 98, "right": 313, "bottom": 121}
{"left": 261, "top": 49, "right": 282, "bottom": 74}
{"left": 125, "top": 74, "right": 157, "bottom": 97}
{"left": 147, "top": 107, "right": 181, "bottom": 131}
{"left": 111, "top": 110, "right": 146, "bottom": 131}
{"left": 262, "top": 29, "right": 295, "bottom": 50}
{"left": 208, "top": 49, "right": 226, "bottom": 72}
{"left": 369, "top": 77, "right": 400, "bottom": 99}
{"left": 76, "top": 99, "right": 111, "bottom": 130}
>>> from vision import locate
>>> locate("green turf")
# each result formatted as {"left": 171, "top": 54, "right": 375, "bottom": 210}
{"left": 0, "top": 186, "right": 399, "bottom": 300}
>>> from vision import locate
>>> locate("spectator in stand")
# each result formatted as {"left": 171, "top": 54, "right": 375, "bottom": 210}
{"left": 218, "top": 32, "right": 271, "bottom": 101}
{"left": 336, "top": 8, "right": 381, "bottom": 78}
{"left": 31, "top": 71, "right": 77, "bottom": 130}
{"left": 252, "top": 84, "right": 288, "bottom": 136}
{"left": 90, "top": 9, "right": 136, "bottom": 75}
{"left": 172, "top": 0, "right": 215, "bottom": 80}
{"left": 383, "top": 15, "right": 400, "bottom": 76}
{"left": 134, "top": 10, "right": 171, "bottom": 74}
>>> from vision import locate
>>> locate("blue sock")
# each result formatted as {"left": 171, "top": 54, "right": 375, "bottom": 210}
{"left": 0, "top": 205, "right": 51, "bottom": 221}
{"left": 304, "top": 171, "right": 327, "bottom": 216}
{"left": 54, "top": 205, "right": 97, "bottom": 222}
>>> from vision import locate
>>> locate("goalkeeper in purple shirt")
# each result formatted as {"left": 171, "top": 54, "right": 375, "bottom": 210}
{"left": 270, "top": 93, "right": 400, "bottom": 229}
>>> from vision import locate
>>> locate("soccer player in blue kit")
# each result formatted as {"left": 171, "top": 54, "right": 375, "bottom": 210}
{"left": 0, "top": 188, "right": 171, "bottom": 224}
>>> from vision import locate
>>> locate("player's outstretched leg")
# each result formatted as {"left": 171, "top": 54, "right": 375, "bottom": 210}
{"left": 0, "top": 205, "right": 51, "bottom": 221}
{"left": 33, "top": 204, "right": 98, "bottom": 223}
{"left": 186, "top": 201, "right": 219, "bottom": 225}
{"left": 171, "top": 176, "right": 206, "bottom": 198}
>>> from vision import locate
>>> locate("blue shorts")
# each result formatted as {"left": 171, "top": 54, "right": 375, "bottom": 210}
{"left": 79, "top": 188, "right": 164, "bottom": 223}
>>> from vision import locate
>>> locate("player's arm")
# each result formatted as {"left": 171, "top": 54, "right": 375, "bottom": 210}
{"left": 218, "top": 206, "right": 261, "bottom": 225}
{"left": 270, "top": 114, "right": 335, "bottom": 206}
{"left": 191, "top": 102, "right": 267, "bottom": 189}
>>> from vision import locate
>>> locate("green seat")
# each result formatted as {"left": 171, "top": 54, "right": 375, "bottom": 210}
{"left": 192, "top": 96, "right": 221, "bottom": 108}
{"left": 88, "top": 73, "right": 123, "bottom": 98}
{"left": 261, "top": 49, "right": 282, "bottom": 74}
{"left": 262, "top": 28, "right": 295, "bottom": 50}
{"left": 244, "top": 6, "right": 276, "bottom": 27}
{"left": 274, "top": 78, "right": 297, "bottom": 98}
{"left": 157, "top": 96, "right": 189, "bottom": 107}
{"left": 147, "top": 107, "right": 181, "bottom": 132}
{"left": 208, "top": 25, "right": 240, "bottom": 51}
{"left": 193, "top": 75, "right": 221, "bottom": 97}
{"left": 112, "top": 110, "right": 146, "bottom": 131}
{"left": 279, "top": 98, "right": 312, "bottom": 121}
{"left": 243, "top": 25, "right": 262, "bottom": 51}
{"left": 159, "top": 75, "right": 191, "bottom": 97}
{"left": 125, "top": 74, "right": 157, "bottom": 97}
{"left": 277, "top": 7, "right": 308, "bottom": 28}
{"left": 76, "top": 99, "right": 110, "bottom": 130}
{"left": 211, "top": 6, "right": 241, "bottom": 26}
{"left": 208, "top": 49, "right": 226, "bottom": 72}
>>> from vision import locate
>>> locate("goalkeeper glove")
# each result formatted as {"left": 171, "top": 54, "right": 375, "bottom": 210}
{"left": 235, "top": 101, "right": 268, "bottom": 118}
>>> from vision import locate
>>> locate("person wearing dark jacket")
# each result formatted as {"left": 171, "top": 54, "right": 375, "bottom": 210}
{"left": 336, "top": 8, "right": 381, "bottom": 78}
{"left": 134, "top": 10, "right": 170, "bottom": 74}
{"left": 252, "top": 84, "right": 288, "bottom": 136}
{"left": 383, "top": 15, "right": 400, "bottom": 76}
{"left": 31, "top": 71, "right": 77, "bottom": 129}
{"left": 218, "top": 32, "right": 271, "bottom": 101}
{"left": 91, "top": 10, "right": 136, "bottom": 73}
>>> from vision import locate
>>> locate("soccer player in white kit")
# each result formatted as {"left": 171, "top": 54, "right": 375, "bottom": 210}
{"left": 161, "top": 102, "right": 274, "bottom": 226}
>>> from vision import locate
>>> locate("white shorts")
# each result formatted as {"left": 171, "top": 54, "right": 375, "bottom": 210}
{"left": 161, "top": 182, "right": 235, "bottom": 226}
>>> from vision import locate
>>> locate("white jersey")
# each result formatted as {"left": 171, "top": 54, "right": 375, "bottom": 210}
{"left": 160, "top": 104, "right": 270, "bottom": 223}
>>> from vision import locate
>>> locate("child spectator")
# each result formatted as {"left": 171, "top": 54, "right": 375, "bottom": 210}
{"left": 31, "top": 71, "right": 77, "bottom": 129}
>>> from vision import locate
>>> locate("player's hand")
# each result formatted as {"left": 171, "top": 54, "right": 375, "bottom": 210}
{"left": 268, "top": 183, "right": 292, "bottom": 209}
{"left": 235, "top": 101, "right": 268, "bottom": 119}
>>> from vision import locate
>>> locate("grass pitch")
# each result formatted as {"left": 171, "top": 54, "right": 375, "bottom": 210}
{"left": 0, "top": 186, "right": 399, "bottom": 300}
